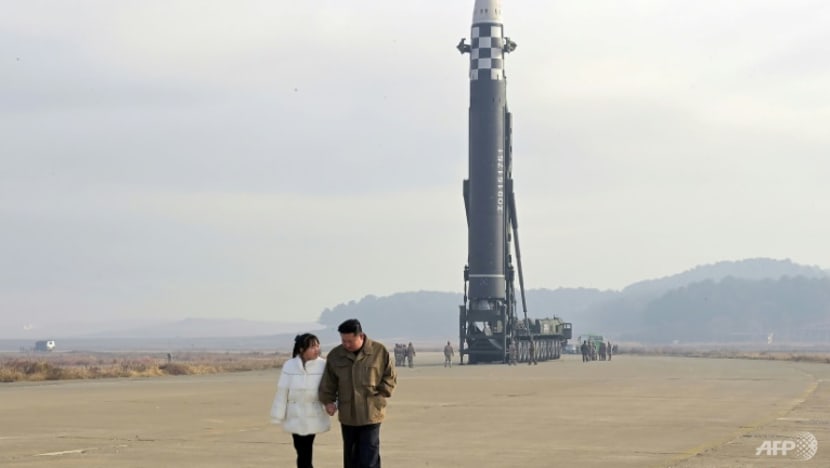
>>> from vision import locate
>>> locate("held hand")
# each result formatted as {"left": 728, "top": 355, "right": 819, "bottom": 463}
{"left": 325, "top": 403, "right": 337, "bottom": 416}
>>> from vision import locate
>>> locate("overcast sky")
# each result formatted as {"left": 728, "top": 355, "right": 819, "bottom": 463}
{"left": 2, "top": 1, "right": 828, "bottom": 328}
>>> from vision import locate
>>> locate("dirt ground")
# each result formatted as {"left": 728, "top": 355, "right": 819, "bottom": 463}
{"left": 1, "top": 352, "right": 828, "bottom": 467}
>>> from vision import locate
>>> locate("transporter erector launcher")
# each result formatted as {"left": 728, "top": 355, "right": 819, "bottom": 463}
{"left": 457, "top": 0, "right": 571, "bottom": 364}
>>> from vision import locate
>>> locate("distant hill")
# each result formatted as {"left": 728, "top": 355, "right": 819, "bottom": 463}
{"left": 317, "top": 258, "right": 830, "bottom": 345}
{"left": 523, "top": 287, "right": 621, "bottom": 321}
{"left": 578, "top": 258, "right": 830, "bottom": 335}
{"left": 637, "top": 276, "right": 830, "bottom": 343}
{"left": 622, "top": 258, "right": 827, "bottom": 296}
{"left": 318, "top": 288, "right": 617, "bottom": 341}
{"left": 319, "top": 291, "right": 461, "bottom": 341}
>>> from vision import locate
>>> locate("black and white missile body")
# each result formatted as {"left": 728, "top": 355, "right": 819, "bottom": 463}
{"left": 457, "top": 0, "right": 571, "bottom": 365}
{"left": 462, "top": 1, "right": 515, "bottom": 302}
{"left": 457, "top": 0, "right": 520, "bottom": 364}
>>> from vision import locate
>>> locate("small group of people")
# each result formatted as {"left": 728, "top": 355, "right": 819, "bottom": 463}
{"left": 581, "top": 340, "right": 613, "bottom": 362}
{"left": 393, "top": 342, "right": 416, "bottom": 368}
{"left": 270, "top": 319, "right": 396, "bottom": 468}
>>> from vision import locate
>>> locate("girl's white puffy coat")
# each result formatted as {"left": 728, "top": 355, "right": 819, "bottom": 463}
{"left": 270, "top": 356, "right": 331, "bottom": 435}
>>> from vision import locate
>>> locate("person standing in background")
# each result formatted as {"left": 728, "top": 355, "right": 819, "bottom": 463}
{"left": 406, "top": 342, "right": 416, "bottom": 368}
{"left": 443, "top": 341, "right": 454, "bottom": 367}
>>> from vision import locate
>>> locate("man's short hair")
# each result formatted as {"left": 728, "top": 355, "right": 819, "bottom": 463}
{"left": 338, "top": 318, "right": 363, "bottom": 335}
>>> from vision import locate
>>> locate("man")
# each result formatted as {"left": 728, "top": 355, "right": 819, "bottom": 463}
{"left": 528, "top": 340, "right": 537, "bottom": 365}
{"left": 393, "top": 344, "right": 402, "bottom": 367}
{"left": 507, "top": 340, "right": 518, "bottom": 366}
{"left": 443, "top": 341, "right": 454, "bottom": 367}
{"left": 320, "top": 319, "right": 396, "bottom": 468}
{"left": 406, "top": 342, "right": 416, "bottom": 368}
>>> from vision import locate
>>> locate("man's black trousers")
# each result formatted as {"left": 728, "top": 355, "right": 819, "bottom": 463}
{"left": 341, "top": 423, "right": 381, "bottom": 468}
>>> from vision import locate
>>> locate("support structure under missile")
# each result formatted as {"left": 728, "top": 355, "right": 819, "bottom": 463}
{"left": 457, "top": 0, "right": 571, "bottom": 364}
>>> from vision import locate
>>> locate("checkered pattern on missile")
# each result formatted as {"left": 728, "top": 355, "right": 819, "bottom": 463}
{"left": 470, "top": 24, "right": 504, "bottom": 81}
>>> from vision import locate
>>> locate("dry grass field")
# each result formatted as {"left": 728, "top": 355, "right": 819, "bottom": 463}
{"left": 0, "top": 351, "right": 286, "bottom": 382}
{"left": 1, "top": 351, "right": 829, "bottom": 467}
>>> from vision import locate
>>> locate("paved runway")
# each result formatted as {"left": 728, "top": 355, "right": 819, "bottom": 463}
{"left": 1, "top": 352, "right": 827, "bottom": 467}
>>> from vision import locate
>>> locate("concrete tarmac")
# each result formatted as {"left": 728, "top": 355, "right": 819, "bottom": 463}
{"left": 1, "top": 352, "right": 828, "bottom": 467}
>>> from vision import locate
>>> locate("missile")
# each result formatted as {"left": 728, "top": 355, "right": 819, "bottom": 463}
{"left": 461, "top": 0, "right": 515, "bottom": 303}
{"left": 457, "top": 2, "right": 572, "bottom": 364}
{"left": 458, "top": 0, "right": 519, "bottom": 363}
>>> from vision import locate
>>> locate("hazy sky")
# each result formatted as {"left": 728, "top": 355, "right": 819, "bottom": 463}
{"left": 2, "top": 1, "right": 828, "bottom": 327}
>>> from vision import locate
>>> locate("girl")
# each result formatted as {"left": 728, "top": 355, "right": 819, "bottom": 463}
{"left": 271, "top": 333, "right": 330, "bottom": 468}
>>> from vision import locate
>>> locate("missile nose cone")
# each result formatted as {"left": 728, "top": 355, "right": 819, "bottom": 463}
{"left": 473, "top": 0, "right": 502, "bottom": 24}
{"left": 467, "top": 0, "right": 506, "bottom": 82}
